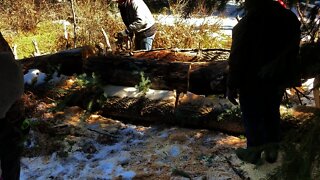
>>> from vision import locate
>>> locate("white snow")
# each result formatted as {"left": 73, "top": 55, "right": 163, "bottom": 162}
{"left": 156, "top": 1, "right": 240, "bottom": 37}
{"left": 24, "top": 69, "right": 47, "bottom": 86}
{"left": 24, "top": 69, "right": 66, "bottom": 86}
{"left": 103, "top": 85, "right": 176, "bottom": 101}
{"left": 21, "top": 125, "right": 140, "bottom": 179}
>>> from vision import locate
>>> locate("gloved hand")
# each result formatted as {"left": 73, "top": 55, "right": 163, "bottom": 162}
{"left": 119, "top": 29, "right": 131, "bottom": 37}
{"left": 226, "top": 87, "right": 239, "bottom": 105}
{"left": 119, "top": 29, "right": 128, "bottom": 37}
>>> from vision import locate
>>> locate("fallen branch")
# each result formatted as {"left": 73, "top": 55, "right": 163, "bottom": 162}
{"left": 87, "top": 127, "right": 119, "bottom": 138}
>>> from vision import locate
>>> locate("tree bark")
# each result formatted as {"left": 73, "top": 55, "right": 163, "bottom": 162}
{"left": 189, "top": 61, "right": 228, "bottom": 95}
{"left": 19, "top": 48, "right": 229, "bottom": 95}
{"left": 19, "top": 46, "right": 320, "bottom": 96}
{"left": 83, "top": 53, "right": 229, "bottom": 95}
{"left": 99, "top": 96, "right": 245, "bottom": 134}
{"left": 83, "top": 55, "right": 191, "bottom": 93}
{"left": 19, "top": 48, "right": 84, "bottom": 76}
{"left": 64, "top": 87, "right": 309, "bottom": 135}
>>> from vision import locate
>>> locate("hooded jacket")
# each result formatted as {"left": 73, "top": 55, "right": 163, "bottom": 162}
{"left": 118, "top": 0, "right": 156, "bottom": 37}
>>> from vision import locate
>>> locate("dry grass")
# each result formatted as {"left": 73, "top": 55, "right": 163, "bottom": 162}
{"left": 0, "top": 0, "right": 231, "bottom": 58}
{"left": 155, "top": 21, "right": 230, "bottom": 49}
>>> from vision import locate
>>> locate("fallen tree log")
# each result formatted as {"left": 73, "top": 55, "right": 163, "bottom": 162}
{"left": 61, "top": 86, "right": 244, "bottom": 134}
{"left": 19, "top": 48, "right": 229, "bottom": 95}
{"left": 84, "top": 55, "right": 191, "bottom": 93}
{"left": 100, "top": 96, "right": 245, "bottom": 134}
{"left": 19, "top": 48, "right": 84, "bottom": 76}
{"left": 19, "top": 46, "right": 320, "bottom": 96}
{"left": 60, "top": 85, "right": 311, "bottom": 134}
{"left": 189, "top": 61, "right": 228, "bottom": 95}
{"left": 99, "top": 96, "right": 307, "bottom": 135}
{"left": 83, "top": 50, "right": 229, "bottom": 95}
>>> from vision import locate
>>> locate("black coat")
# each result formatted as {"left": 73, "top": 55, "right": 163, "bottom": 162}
{"left": 228, "top": 2, "right": 301, "bottom": 89}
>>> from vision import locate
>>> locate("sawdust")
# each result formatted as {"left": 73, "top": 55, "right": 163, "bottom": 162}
{"left": 21, "top": 76, "right": 297, "bottom": 179}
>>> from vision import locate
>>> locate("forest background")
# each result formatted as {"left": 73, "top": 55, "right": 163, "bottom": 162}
{"left": 0, "top": 0, "right": 231, "bottom": 59}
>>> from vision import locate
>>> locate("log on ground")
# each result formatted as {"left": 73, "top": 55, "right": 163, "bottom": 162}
{"left": 19, "top": 48, "right": 230, "bottom": 95}
{"left": 18, "top": 46, "right": 320, "bottom": 95}
{"left": 20, "top": 48, "right": 84, "bottom": 75}
{"left": 95, "top": 96, "right": 310, "bottom": 135}
{"left": 84, "top": 55, "right": 191, "bottom": 93}
{"left": 99, "top": 96, "right": 245, "bottom": 134}
{"left": 83, "top": 54, "right": 229, "bottom": 95}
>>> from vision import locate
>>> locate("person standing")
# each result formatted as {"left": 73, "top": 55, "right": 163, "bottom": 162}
{"left": 0, "top": 33, "right": 26, "bottom": 180}
{"left": 114, "top": 0, "right": 157, "bottom": 50}
{"left": 227, "top": 0, "right": 301, "bottom": 164}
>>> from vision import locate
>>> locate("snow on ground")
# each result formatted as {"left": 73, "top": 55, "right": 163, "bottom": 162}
{"left": 24, "top": 69, "right": 47, "bottom": 86}
{"left": 103, "top": 85, "right": 176, "bottom": 101}
{"left": 21, "top": 123, "right": 138, "bottom": 179}
{"left": 19, "top": 110, "right": 268, "bottom": 179}
{"left": 24, "top": 69, "right": 67, "bottom": 86}
{"left": 156, "top": 0, "right": 240, "bottom": 37}
{"left": 19, "top": 105, "right": 289, "bottom": 180}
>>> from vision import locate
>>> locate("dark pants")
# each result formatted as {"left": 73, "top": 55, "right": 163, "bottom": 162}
{"left": 239, "top": 86, "right": 284, "bottom": 147}
{"left": 0, "top": 141, "right": 22, "bottom": 180}
{"left": 0, "top": 99, "right": 26, "bottom": 180}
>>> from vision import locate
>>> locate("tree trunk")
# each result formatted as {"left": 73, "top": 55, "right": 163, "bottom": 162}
{"left": 64, "top": 87, "right": 309, "bottom": 135}
{"left": 189, "top": 61, "right": 228, "bottom": 95}
{"left": 20, "top": 48, "right": 84, "bottom": 75}
{"left": 100, "top": 96, "right": 245, "bottom": 134}
{"left": 19, "top": 48, "right": 230, "bottom": 95}
{"left": 20, "top": 46, "right": 320, "bottom": 97}
{"left": 18, "top": 46, "right": 320, "bottom": 135}
{"left": 83, "top": 52, "right": 229, "bottom": 95}
{"left": 83, "top": 55, "right": 191, "bottom": 93}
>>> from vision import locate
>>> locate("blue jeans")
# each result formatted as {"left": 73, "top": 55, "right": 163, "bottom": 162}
{"left": 239, "top": 85, "right": 284, "bottom": 147}
{"left": 134, "top": 34, "right": 155, "bottom": 50}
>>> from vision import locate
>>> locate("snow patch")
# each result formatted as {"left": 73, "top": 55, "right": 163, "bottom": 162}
{"left": 103, "top": 85, "right": 176, "bottom": 101}
{"left": 24, "top": 69, "right": 47, "bottom": 86}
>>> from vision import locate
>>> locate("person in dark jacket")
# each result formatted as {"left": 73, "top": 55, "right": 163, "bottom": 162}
{"left": 114, "top": 0, "right": 157, "bottom": 50}
{"left": 0, "top": 98, "right": 26, "bottom": 180}
{"left": 227, "top": 0, "right": 301, "bottom": 164}
{"left": 0, "top": 33, "right": 26, "bottom": 180}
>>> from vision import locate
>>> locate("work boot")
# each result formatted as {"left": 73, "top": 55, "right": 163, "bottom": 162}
{"left": 264, "top": 143, "right": 279, "bottom": 163}
{"left": 235, "top": 146, "right": 263, "bottom": 164}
